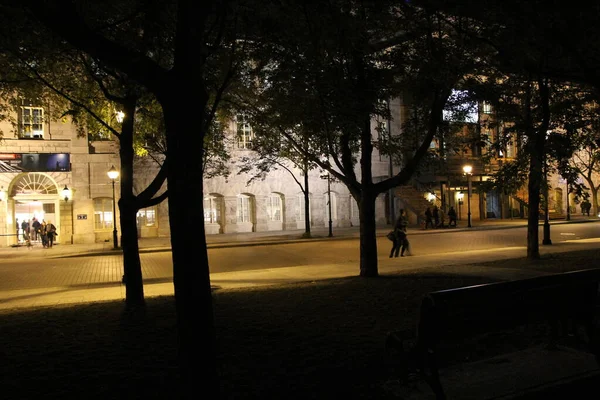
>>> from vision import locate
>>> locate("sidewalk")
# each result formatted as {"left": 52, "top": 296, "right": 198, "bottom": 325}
{"left": 1, "top": 216, "right": 598, "bottom": 312}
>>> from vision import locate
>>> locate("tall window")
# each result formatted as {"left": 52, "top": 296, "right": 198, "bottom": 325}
{"left": 267, "top": 193, "right": 282, "bottom": 222}
{"left": 237, "top": 194, "right": 253, "bottom": 223}
{"left": 21, "top": 107, "right": 44, "bottom": 138}
{"left": 204, "top": 195, "right": 222, "bottom": 224}
{"left": 94, "top": 198, "right": 114, "bottom": 230}
{"left": 137, "top": 207, "right": 156, "bottom": 227}
{"left": 295, "top": 193, "right": 311, "bottom": 222}
{"left": 482, "top": 101, "right": 493, "bottom": 114}
{"left": 236, "top": 114, "right": 254, "bottom": 149}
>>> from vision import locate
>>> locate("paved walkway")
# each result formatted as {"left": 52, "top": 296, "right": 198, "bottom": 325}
{"left": 0, "top": 216, "right": 598, "bottom": 312}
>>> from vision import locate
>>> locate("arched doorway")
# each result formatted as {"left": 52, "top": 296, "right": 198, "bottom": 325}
{"left": 8, "top": 173, "right": 61, "bottom": 245}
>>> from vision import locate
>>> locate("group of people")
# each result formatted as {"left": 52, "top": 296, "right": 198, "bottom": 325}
{"left": 581, "top": 200, "right": 592, "bottom": 216}
{"left": 389, "top": 204, "right": 461, "bottom": 258}
{"left": 18, "top": 217, "right": 57, "bottom": 248}
{"left": 424, "top": 205, "right": 458, "bottom": 229}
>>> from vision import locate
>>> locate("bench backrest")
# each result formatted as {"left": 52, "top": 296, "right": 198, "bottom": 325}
{"left": 417, "top": 268, "right": 600, "bottom": 346}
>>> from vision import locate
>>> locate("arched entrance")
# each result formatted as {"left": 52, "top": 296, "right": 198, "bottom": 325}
{"left": 8, "top": 173, "right": 61, "bottom": 245}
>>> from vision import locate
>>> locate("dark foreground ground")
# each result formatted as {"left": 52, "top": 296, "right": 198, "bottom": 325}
{"left": 2, "top": 249, "right": 600, "bottom": 399}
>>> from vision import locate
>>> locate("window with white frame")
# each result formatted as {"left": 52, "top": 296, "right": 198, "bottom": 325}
{"left": 94, "top": 198, "right": 114, "bottom": 230}
{"left": 267, "top": 193, "right": 283, "bottom": 221}
{"left": 236, "top": 114, "right": 254, "bottom": 149}
{"left": 21, "top": 106, "right": 44, "bottom": 138}
{"left": 295, "top": 193, "right": 311, "bottom": 222}
{"left": 237, "top": 194, "right": 253, "bottom": 223}
{"left": 204, "top": 195, "right": 223, "bottom": 224}
{"left": 482, "top": 101, "right": 492, "bottom": 114}
{"left": 136, "top": 207, "right": 156, "bottom": 227}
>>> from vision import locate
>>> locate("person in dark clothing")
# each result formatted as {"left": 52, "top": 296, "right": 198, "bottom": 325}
{"left": 21, "top": 220, "right": 30, "bottom": 243}
{"left": 46, "top": 221, "right": 57, "bottom": 248}
{"left": 32, "top": 218, "right": 41, "bottom": 241}
{"left": 424, "top": 207, "right": 434, "bottom": 229}
{"left": 389, "top": 225, "right": 409, "bottom": 258}
{"left": 447, "top": 206, "right": 457, "bottom": 227}
{"left": 581, "top": 200, "right": 591, "bottom": 216}
{"left": 433, "top": 205, "right": 440, "bottom": 227}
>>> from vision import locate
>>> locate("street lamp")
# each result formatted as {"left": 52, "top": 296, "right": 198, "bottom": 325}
{"left": 463, "top": 165, "right": 473, "bottom": 228}
{"left": 62, "top": 185, "right": 74, "bottom": 244}
{"left": 320, "top": 171, "right": 333, "bottom": 237}
{"left": 107, "top": 165, "right": 120, "bottom": 249}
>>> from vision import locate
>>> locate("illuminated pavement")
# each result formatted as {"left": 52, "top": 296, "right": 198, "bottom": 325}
{"left": 0, "top": 217, "right": 598, "bottom": 311}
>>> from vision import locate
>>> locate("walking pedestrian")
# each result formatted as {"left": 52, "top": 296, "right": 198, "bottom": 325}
{"left": 389, "top": 217, "right": 409, "bottom": 258}
{"left": 424, "top": 207, "right": 434, "bottom": 229}
{"left": 448, "top": 206, "right": 457, "bottom": 227}
{"left": 40, "top": 220, "right": 48, "bottom": 248}
{"left": 46, "top": 221, "right": 57, "bottom": 248}
{"left": 32, "top": 217, "right": 40, "bottom": 242}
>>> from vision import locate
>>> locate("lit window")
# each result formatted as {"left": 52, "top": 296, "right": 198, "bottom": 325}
{"left": 237, "top": 194, "right": 253, "bottom": 223}
{"left": 203, "top": 195, "right": 222, "bottom": 224}
{"left": 482, "top": 101, "right": 492, "bottom": 114}
{"left": 267, "top": 194, "right": 282, "bottom": 221}
{"left": 236, "top": 114, "right": 254, "bottom": 149}
{"left": 136, "top": 207, "right": 156, "bottom": 227}
{"left": 21, "top": 107, "right": 44, "bottom": 138}
{"left": 93, "top": 198, "right": 114, "bottom": 230}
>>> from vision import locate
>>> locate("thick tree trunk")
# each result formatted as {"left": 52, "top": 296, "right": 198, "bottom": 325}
{"left": 120, "top": 199, "right": 144, "bottom": 306}
{"left": 163, "top": 91, "right": 219, "bottom": 399}
{"left": 526, "top": 158, "right": 542, "bottom": 259}
{"left": 359, "top": 190, "right": 379, "bottom": 277}
{"left": 119, "top": 98, "right": 145, "bottom": 308}
{"left": 591, "top": 185, "right": 599, "bottom": 217}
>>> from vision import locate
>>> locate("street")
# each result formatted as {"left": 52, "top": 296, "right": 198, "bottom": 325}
{"left": 1, "top": 222, "right": 599, "bottom": 292}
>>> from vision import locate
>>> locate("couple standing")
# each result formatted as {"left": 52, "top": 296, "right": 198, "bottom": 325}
{"left": 389, "top": 209, "right": 410, "bottom": 258}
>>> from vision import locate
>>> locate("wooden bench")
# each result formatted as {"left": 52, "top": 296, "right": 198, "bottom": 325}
{"left": 385, "top": 268, "right": 600, "bottom": 399}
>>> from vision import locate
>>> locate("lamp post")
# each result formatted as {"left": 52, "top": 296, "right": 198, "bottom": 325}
{"left": 61, "top": 185, "right": 74, "bottom": 244}
{"left": 107, "top": 165, "right": 120, "bottom": 249}
{"left": 463, "top": 165, "right": 473, "bottom": 228}
{"left": 320, "top": 171, "right": 333, "bottom": 237}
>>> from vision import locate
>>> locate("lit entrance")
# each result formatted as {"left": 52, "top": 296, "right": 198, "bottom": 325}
{"left": 7, "top": 173, "right": 61, "bottom": 245}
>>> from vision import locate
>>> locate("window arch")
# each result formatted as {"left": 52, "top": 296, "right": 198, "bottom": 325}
{"left": 11, "top": 173, "right": 57, "bottom": 196}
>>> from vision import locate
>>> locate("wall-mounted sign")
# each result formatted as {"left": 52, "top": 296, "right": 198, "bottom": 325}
{"left": 77, "top": 214, "right": 88, "bottom": 220}
{"left": 0, "top": 153, "right": 71, "bottom": 173}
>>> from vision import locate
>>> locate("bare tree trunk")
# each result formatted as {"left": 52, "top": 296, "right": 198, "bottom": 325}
{"left": 591, "top": 185, "right": 599, "bottom": 217}
{"left": 119, "top": 97, "right": 145, "bottom": 308}
{"left": 359, "top": 190, "right": 379, "bottom": 277}
{"left": 527, "top": 77, "right": 550, "bottom": 259}
{"left": 164, "top": 90, "right": 219, "bottom": 398}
